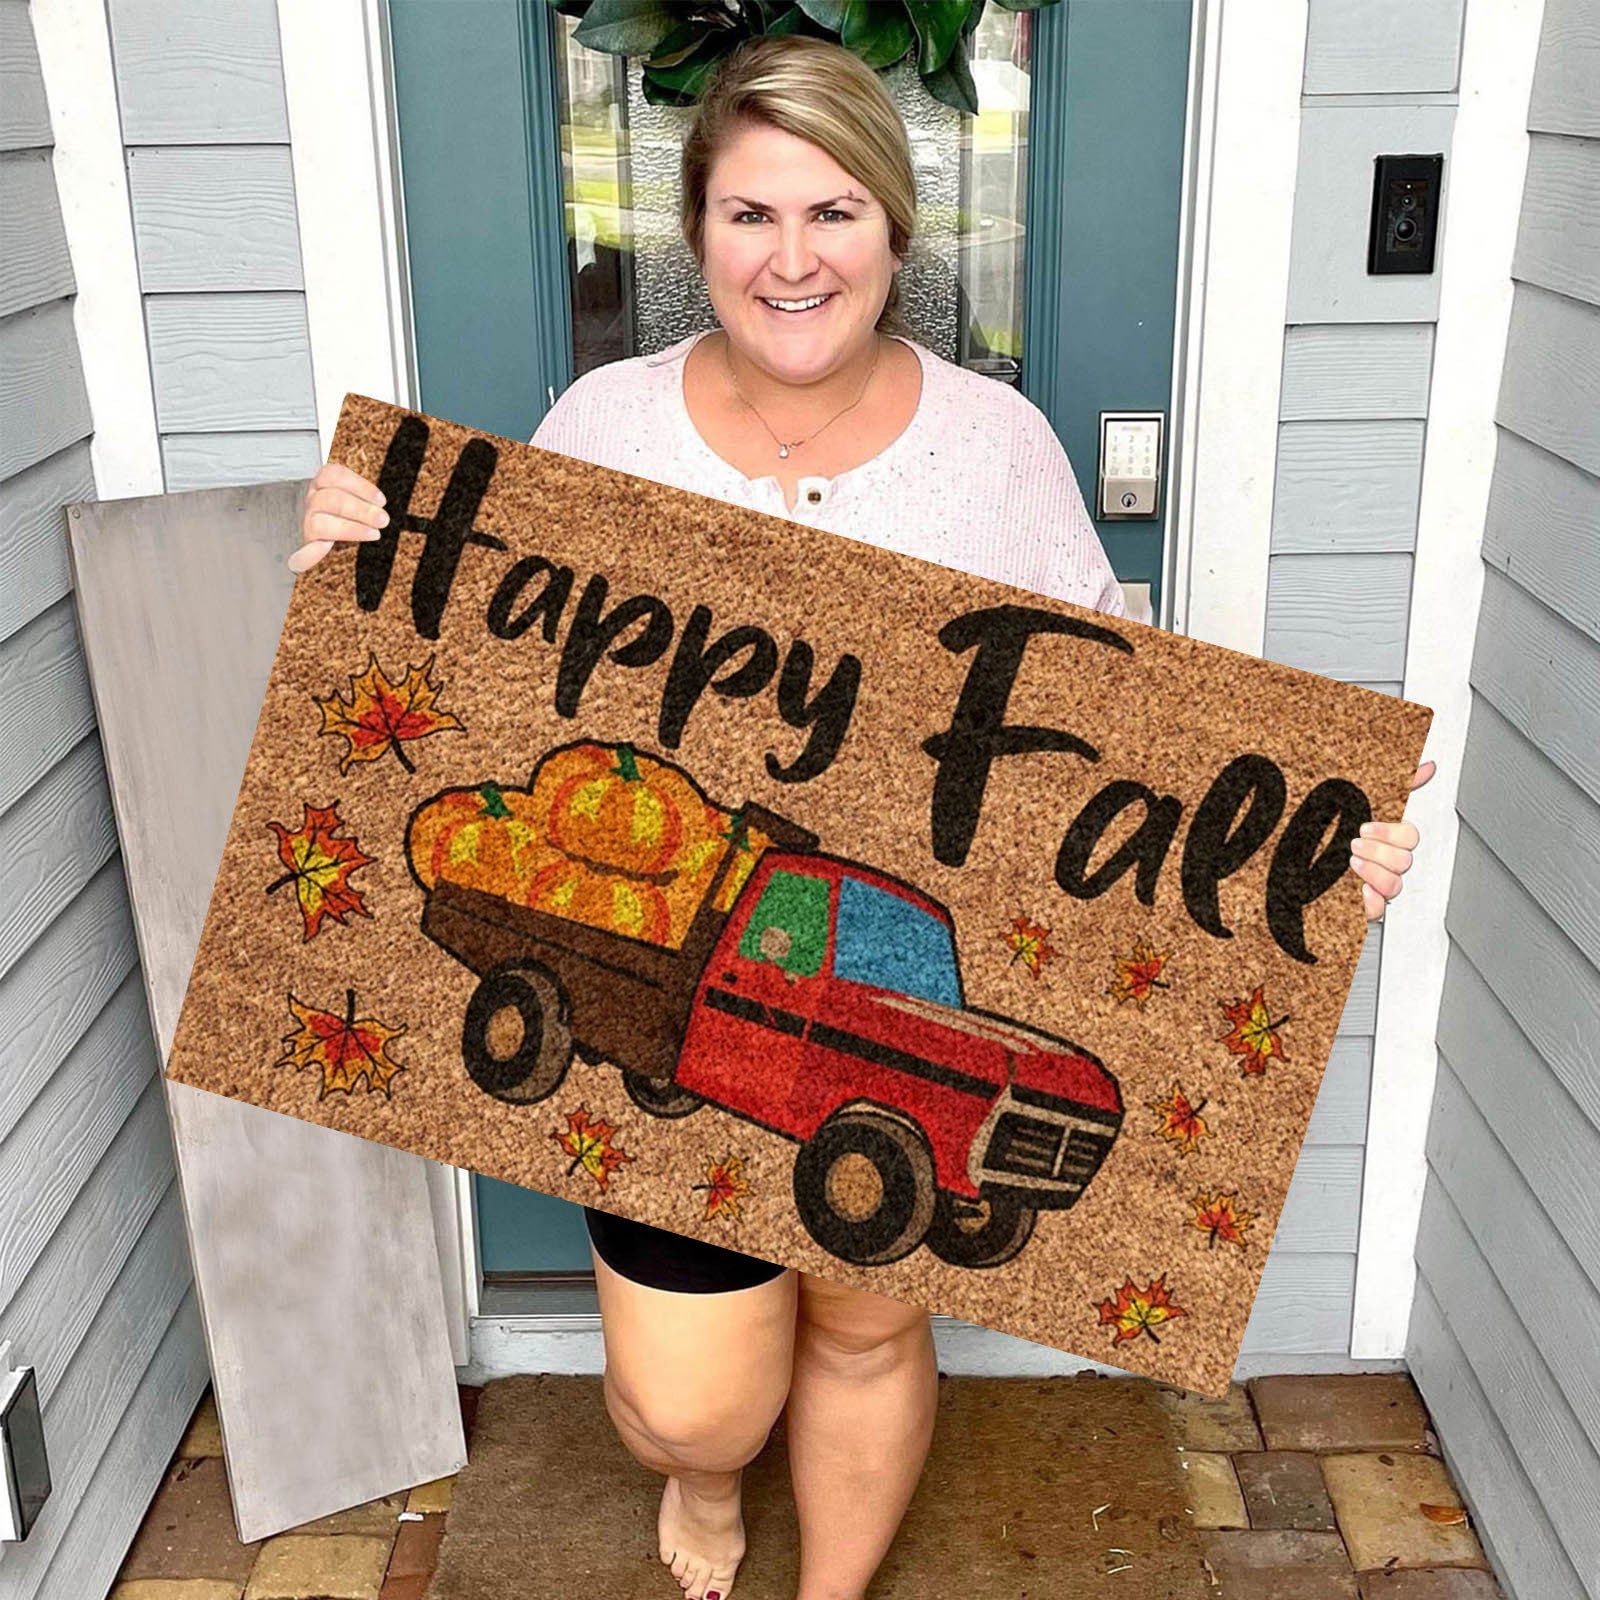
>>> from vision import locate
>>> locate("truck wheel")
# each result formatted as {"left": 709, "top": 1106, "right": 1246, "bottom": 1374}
{"left": 793, "top": 1110, "right": 936, "bottom": 1266}
{"left": 925, "top": 1188, "right": 1037, "bottom": 1270}
{"left": 622, "top": 1069, "right": 704, "bottom": 1119}
{"left": 462, "top": 964, "right": 573, "bottom": 1104}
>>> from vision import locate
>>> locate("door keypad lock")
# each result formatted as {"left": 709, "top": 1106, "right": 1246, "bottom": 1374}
{"left": 1098, "top": 411, "right": 1165, "bottom": 520}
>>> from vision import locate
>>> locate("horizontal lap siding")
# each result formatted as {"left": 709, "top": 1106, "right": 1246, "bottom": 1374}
{"left": 0, "top": 2, "right": 238, "bottom": 1595}
{"left": 111, "top": 0, "right": 319, "bottom": 490}
{"left": 1407, "top": 3, "right": 1600, "bottom": 1599}
{"left": 1239, "top": 0, "right": 1459, "bottom": 1371}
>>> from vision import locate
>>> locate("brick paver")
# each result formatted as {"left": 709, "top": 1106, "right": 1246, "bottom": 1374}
{"left": 1356, "top": 1571, "right": 1505, "bottom": 1598}
{"left": 242, "top": 1534, "right": 391, "bottom": 1600}
{"left": 110, "top": 1583, "right": 243, "bottom": 1600}
{"left": 1201, "top": 1529, "right": 1360, "bottom": 1599}
{"left": 404, "top": 1475, "right": 454, "bottom": 1514}
{"left": 1180, "top": 1450, "right": 1249, "bottom": 1529}
{"left": 1156, "top": 1380, "right": 1263, "bottom": 1450}
{"left": 116, "top": 1458, "right": 259, "bottom": 1584}
{"left": 1321, "top": 1453, "right": 1486, "bottom": 1571}
{"left": 176, "top": 1394, "right": 224, "bottom": 1460}
{"left": 1251, "top": 1375, "right": 1433, "bottom": 1453}
{"left": 1235, "top": 1449, "right": 1338, "bottom": 1530}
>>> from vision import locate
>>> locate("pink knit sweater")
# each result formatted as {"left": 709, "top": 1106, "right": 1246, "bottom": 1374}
{"left": 530, "top": 331, "right": 1128, "bottom": 619}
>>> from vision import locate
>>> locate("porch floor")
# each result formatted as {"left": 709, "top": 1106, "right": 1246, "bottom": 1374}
{"left": 108, "top": 1372, "right": 1505, "bottom": 1600}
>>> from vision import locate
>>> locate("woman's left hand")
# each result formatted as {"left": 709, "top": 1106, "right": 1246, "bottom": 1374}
{"left": 1350, "top": 760, "right": 1437, "bottom": 920}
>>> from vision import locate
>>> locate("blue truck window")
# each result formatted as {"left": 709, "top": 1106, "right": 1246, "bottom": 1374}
{"left": 833, "top": 876, "right": 962, "bottom": 1008}
{"left": 738, "top": 868, "right": 830, "bottom": 976}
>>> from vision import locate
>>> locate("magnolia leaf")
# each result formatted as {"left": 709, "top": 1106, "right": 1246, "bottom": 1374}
{"left": 921, "top": 46, "right": 978, "bottom": 115}
{"left": 841, "top": 1, "right": 912, "bottom": 67}
{"left": 796, "top": 0, "right": 848, "bottom": 30}
{"left": 573, "top": 0, "right": 679, "bottom": 56}
{"left": 908, "top": 0, "right": 969, "bottom": 73}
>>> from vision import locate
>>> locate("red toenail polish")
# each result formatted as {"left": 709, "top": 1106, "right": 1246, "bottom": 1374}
{"left": 707, "top": 1592, "right": 720, "bottom": 1599}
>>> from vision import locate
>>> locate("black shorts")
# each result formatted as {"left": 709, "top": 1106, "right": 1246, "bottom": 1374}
{"left": 584, "top": 1206, "right": 788, "bottom": 1294}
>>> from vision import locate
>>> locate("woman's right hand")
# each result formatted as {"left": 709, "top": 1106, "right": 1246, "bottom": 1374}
{"left": 287, "top": 462, "right": 390, "bottom": 574}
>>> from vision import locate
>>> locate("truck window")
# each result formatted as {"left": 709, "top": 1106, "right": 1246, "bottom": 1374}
{"left": 833, "top": 876, "right": 962, "bottom": 1008}
{"left": 737, "top": 868, "right": 830, "bottom": 978}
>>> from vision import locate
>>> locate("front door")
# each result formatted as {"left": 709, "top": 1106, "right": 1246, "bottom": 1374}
{"left": 387, "top": 0, "right": 1193, "bottom": 1281}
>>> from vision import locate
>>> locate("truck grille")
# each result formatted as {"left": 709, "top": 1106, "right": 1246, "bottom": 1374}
{"left": 987, "top": 1113, "right": 1065, "bottom": 1180}
{"left": 1058, "top": 1127, "right": 1115, "bottom": 1183}
{"left": 986, "top": 1116, "right": 1116, "bottom": 1187}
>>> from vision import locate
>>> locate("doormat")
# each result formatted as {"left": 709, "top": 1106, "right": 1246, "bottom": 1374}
{"left": 164, "top": 394, "right": 1432, "bottom": 1395}
{"left": 427, "top": 1373, "right": 1213, "bottom": 1598}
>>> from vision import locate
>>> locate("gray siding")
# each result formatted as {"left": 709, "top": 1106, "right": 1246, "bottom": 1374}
{"left": 109, "top": 0, "right": 321, "bottom": 490}
{"left": 1239, "top": 0, "right": 1459, "bottom": 1372}
{"left": 1407, "top": 2, "right": 1600, "bottom": 1598}
{"left": 0, "top": 3, "right": 207, "bottom": 1597}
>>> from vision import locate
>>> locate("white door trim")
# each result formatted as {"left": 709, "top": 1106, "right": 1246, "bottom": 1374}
{"left": 30, "top": 0, "right": 164, "bottom": 498}
{"left": 281, "top": 0, "right": 1297, "bottom": 1377}
{"left": 1166, "top": 0, "right": 1308, "bottom": 652}
{"left": 1350, "top": 0, "right": 1546, "bottom": 1360}
{"left": 277, "top": 0, "right": 419, "bottom": 450}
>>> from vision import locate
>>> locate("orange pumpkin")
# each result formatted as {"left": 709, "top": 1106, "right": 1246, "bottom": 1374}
{"left": 408, "top": 783, "right": 551, "bottom": 896}
{"left": 525, "top": 855, "right": 674, "bottom": 945}
{"left": 535, "top": 742, "right": 703, "bottom": 878}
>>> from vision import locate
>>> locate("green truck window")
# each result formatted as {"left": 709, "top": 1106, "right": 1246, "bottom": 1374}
{"left": 738, "top": 869, "right": 830, "bottom": 977}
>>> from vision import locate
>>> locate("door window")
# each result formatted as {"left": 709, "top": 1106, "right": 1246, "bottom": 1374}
{"left": 552, "top": 8, "right": 1034, "bottom": 382}
{"left": 737, "top": 868, "right": 831, "bottom": 977}
{"left": 833, "top": 876, "right": 962, "bottom": 1008}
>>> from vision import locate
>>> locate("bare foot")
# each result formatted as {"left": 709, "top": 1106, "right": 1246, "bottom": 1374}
{"left": 658, "top": 1469, "right": 746, "bottom": 1600}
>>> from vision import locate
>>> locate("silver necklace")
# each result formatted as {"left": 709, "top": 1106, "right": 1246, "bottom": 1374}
{"left": 723, "top": 336, "right": 883, "bottom": 459}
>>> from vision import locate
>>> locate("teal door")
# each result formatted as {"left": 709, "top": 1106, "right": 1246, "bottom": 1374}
{"left": 388, "top": 0, "right": 1192, "bottom": 1277}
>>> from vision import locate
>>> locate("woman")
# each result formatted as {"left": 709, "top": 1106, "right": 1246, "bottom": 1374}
{"left": 292, "top": 36, "right": 1432, "bottom": 1600}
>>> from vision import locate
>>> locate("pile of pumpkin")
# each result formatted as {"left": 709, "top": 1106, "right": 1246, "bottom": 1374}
{"left": 405, "top": 740, "right": 773, "bottom": 949}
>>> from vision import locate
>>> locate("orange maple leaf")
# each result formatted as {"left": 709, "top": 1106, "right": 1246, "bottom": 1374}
{"left": 1218, "top": 984, "right": 1291, "bottom": 1076}
{"left": 1094, "top": 1273, "right": 1187, "bottom": 1347}
{"left": 1146, "top": 1082, "right": 1211, "bottom": 1154}
{"left": 315, "top": 652, "right": 464, "bottom": 775}
{"left": 691, "top": 1153, "right": 753, "bottom": 1223}
{"left": 552, "top": 1104, "right": 635, "bottom": 1192}
{"left": 1189, "top": 1189, "right": 1255, "bottom": 1249}
{"left": 266, "top": 801, "right": 374, "bottom": 939}
{"left": 1108, "top": 941, "right": 1173, "bottom": 1007}
{"left": 276, "top": 989, "right": 407, "bottom": 1099}
{"left": 1004, "top": 914, "right": 1057, "bottom": 979}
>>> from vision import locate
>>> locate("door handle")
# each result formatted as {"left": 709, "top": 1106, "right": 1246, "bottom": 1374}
{"left": 722, "top": 972, "right": 738, "bottom": 984}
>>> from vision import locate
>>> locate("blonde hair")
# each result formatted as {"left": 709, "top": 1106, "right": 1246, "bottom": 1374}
{"left": 680, "top": 35, "right": 917, "bottom": 330}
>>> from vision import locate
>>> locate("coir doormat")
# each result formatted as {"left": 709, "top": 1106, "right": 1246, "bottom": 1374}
{"left": 165, "top": 394, "right": 1432, "bottom": 1395}
{"left": 428, "top": 1374, "right": 1212, "bottom": 1597}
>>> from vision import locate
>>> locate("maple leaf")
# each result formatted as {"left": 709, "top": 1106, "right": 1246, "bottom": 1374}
{"left": 1218, "top": 984, "right": 1291, "bottom": 1076}
{"left": 276, "top": 989, "right": 407, "bottom": 1099}
{"left": 552, "top": 1103, "right": 635, "bottom": 1192}
{"left": 1189, "top": 1189, "right": 1255, "bottom": 1250}
{"left": 691, "top": 1153, "right": 752, "bottom": 1223}
{"left": 315, "top": 652, "right": 464, "bottom": 775}
{"left": 1146, "top": 1082, "right": 1210, "bottom": 1154}
{"left": 1003, "top": 913, "right": 1057, "bottom": 978}
{"left": 1094, "top": 1273, "right": 1188, "bottom": 1347}
{"left": 1108, "top": 941, "right": 1173, "bottom": 1006}
{"left": 265, "top": 801, "right": 374, "bottom": 939}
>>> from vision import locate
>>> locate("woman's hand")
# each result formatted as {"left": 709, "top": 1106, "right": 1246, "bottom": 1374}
{"left": 287, "top": 462, "right": 389, "bottom": 574}
{"left": 1351, "top": 759, "right": 1436, "bottom": 921}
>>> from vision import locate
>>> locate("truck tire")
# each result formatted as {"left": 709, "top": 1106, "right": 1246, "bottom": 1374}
{"left": 622, "top": 1069, "right": 705, "bottom": 1119}
{"left": 793, "top": 1109, "right": 936, "bottom": 1266}
{"left": 925, "top": 1188, "right": 1037, "bottom": 1269}
{"left": 462, "top": 963, "right": 573, "bottom": 1104}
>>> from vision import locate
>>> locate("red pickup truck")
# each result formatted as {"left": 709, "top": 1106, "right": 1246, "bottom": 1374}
{"left": 419, "top": 789, "right": 1124, "bottom": 1271}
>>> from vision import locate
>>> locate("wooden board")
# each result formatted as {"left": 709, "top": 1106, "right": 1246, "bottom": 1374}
{"left": 66, "top": 480, "right": 463, "bottom": 1539}
{"left": 163, "top": 398, "right": 1434, "bottom": 1396}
